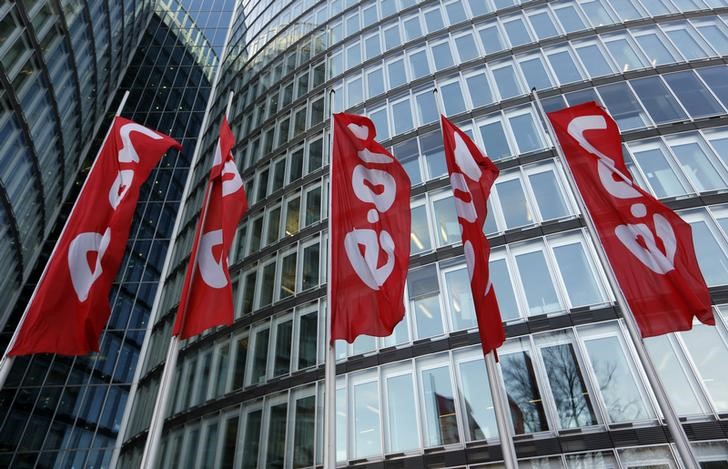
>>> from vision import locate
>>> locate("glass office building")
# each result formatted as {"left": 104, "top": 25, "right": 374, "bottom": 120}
{"left": 5, "top": 0, "right": 728, "bottom": 467}
{"left": 0, "top": 0, "right": 233, "bottom": 466}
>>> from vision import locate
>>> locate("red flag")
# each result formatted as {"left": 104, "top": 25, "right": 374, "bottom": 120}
{"left": 173, "top": 118, "right": 247, "bottom": 339}
{"left": 440, "top": 116, "right": 505, "bottom": 355}
{"left": 10, "top": 117, "right": 181, "bottom": 356}
{"left": 547, "top": 102, "right": 714, "bottom": 337}
{"left": 330, "top": 113, "right": 411, "bottom": 342}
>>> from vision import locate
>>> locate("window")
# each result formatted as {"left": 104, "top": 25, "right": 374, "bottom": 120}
{"left": 680, "top": 321, "right": 728, "bottom": 412}
{"left": 384, "top": 366, "right": 420, "bottom": 452}
{"left": 630, "top": 76, "right": 687, "bottom": 124}
{"left": 411, "top": 201, "right": 432, "bottom": 254}
{"left": 526, "top": 165, "right": 571, "bottom": 221}
{"left": 383, "top": 24, "right": 401, "bottom": 50}
{"left": 535, "top": 331, "right": 598, "bottom": 429}
{"left": 297, "top": 308, "right": 318, "bottom": 369}
{"left": 550, "top": 237, "right": 605, "bottom": 308}
{"left": 285, "top": 197, "right": 300, "bottom": 237}
{"left": 301, "top": 241, "right": 320, "bottom": 291}
{"left": 575, "top": 42, "right": 614, "bottom": 77}
{"left": 489, "top": 253, "right": 520, "bottom": 321}
{"left": 456, "top": 352, "right": 497, "bottom": 441}
{"left": 408, "top": 264, "right": 445, "bottom": 338}
{"left": 500, "top": 338, "right": 549, "bottom": 433}
{"left": 495, "top": 176, "right": 534, "bottom": 229}
{"left": 394, "top": 139, "right": 422, "bottom": 185}
{"left": 507, "top": 109, "right": 543, "bottom": 154}
{"left": 597, "top": 82, "right": 650, "bottom": 131}
{"left": 416, "top": 90, "right": 439, "bottom": 125}
{"left": 465, "top": 72, "right": 494, "bottom": 107}
{"left": 478, "top": 24, "right": 506, "bottom": 54}
{"left": 241, "top": 408, "right": 262, "bottom": 468}
{"left": 445, "top": 0, "right": 467, "bottom": 23}
{"left": 291, "top": 393, "right": 316, "bottom": 467}
{"left": 432, "top": 193, "right": 461, "bottom": 245}
{"left": 663, "top": 70, "right": 725, "bottom": 118}
{"left": 546, "top": 49, "right": 583, "bottom": 85}
{"left": 627, "top": 141, "right": 689, "bottom": 198}
{"left": 440, "top": 81, "right": 466, "bottom": 115}
{"left": 387, "top": 57, "right": 407, "bottom": 88}
{"left": 518, "top": 55, "right": 553, "bottom": 91}
{"left": 265, "top": 398, "right": 288, "bottom": 466}
{"left": 492, "top": 62, "right": 523, "bottom": 99}
{"left": 409, "top": 49, "right": 431, "bottom": 79}
{"left": 443, "top": 265, "right": 476, "bottom": 331}
{"left": 265, "top": 206, "right": 281, "bottom": 245}
{"left": 503, "top": 16, "right": 532, "bottom": 47}
{"left": 697, "top": 66, "right": 728, "bottom": 109}
{"left": 420, "top": 360, "right": 459, "bottom": 446}
{"left": 528, "top": 10, "right": 559, "bottom": 38}
{"left": 364, "top": 33, "right": 381, "bottom": 60}
{"left": 664, "top": 25, "right": 710, "bottom": 60}
{"left": 580, "top": 323, "right": 655, "bottom": 423}
{"left": 366, "top": 67, "right": 385, "bottom": 98}
{"left": 604, "top": 35, "right": 647, "bottom": 72}
{"left": 479, "top": 117, "right": 512, "bottom": 160}
{"left": 667, "top": 136, "right": 728, "bottom": 192}
{"left": 580, "top": 0, "right": 614, "bottom": 27}
{"left": 273, "top": 317, "right": 293, "bottom": 376}
{"left": 513, "top": 244, "right": 561, "bottom": 315}
{"left": 259, "top": 261, "right": 276, "bottom": 307}
{"left": 250, "top": 326, "right": 270, "bottom": 384}
{"left": 553, "top": 4, "right": 586, "bottom": 33}
{"left": 633, "top": 30, "right": 678, "bottom": 67}
{"left": 403, "top": 15, "right": 423, "bottom": 41}
{"left": 424, "top": 7, "right": 445, "bottom": 33}
{"left": 392, "top": 97, "right": 414, "bottom": 134}
{"left": 304, "top": 185, "right": 321, "bottom": 226}
{"left": 351, "top": 373, "right": 381, "bottom": 458}
{"left": 454, "top": 32, "right": 479, "bottom": 62}
{"left": 279, "top": 250, "right": 296, "bottom": 299}
{"left": 421, "top": 131, "right": 447, "bottom": 179}
{"left": 683, "top": 209, "right": 728, "bottom": 286}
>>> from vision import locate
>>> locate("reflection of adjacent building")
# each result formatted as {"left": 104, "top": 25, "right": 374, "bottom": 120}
{"left": 0, "top": 1, "right": 221, "bottom": 465}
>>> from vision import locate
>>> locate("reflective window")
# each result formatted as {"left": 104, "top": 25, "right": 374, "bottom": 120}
{"left": 504, "top": 17, "right": 532, "bottom": 47}
{"left": 420, "top": 362, "right": 459, "bottom": 446}
{"left": 384, "top": 368, "right": 419, "bottom": 452}
{"left": 444, "top": 266, "right": 476, "bottom": 331}
{"left": 663, "top": 71, "right": 725, "bottom": 118}
{"left": 630, "top": 76, "right": 687, "bottom": 124}
{"left": 492, "top": 63, "right": 523, "bottom": 99}
{"left": 431, "top": 41, "right": 454, "bottom": 71}
{"left": 547, "top": 49, "right": 583, "bottom": 85}
{"left": 479, "top": 118, "right": 512, "bottom": 160}
{"left": 628, "top": 141, "right": 689, "bottom": 198}
{"left": 411, "top": 202, "right": 432, "bottom": 254}
{"left": 457, "top": 354, "right": 497, "bottom": 441}
{"left": 500, "top": 339, "right": 549, "bottom": 433}
{"left": 408, "top": 265, "right": 445, "bottom": 338}
{"left": 466, "top": 72, "right": 494, "bottom": 107}
{"left": 352, "top": 376, "right": 381, "bottom": 458}
{"left": 514, "top": 248, "right": 560, "bottom": 315}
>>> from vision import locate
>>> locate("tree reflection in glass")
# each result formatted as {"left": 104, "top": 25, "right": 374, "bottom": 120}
{"left": 500, "top": 351, "right": 549, "bottom": 433}
{"left": 541, "top": 344, "right": 597, "bottom": 428}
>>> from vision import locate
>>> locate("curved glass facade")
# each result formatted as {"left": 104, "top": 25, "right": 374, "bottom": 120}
{"left": 119, "top": 0, "right": 728, "bottom": 467}
{"left": 0, "top": 0, "right": 158, "bottom": 332}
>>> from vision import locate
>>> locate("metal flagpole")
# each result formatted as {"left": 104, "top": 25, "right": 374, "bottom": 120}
{"left": 432, "top": 89, "right": 518, "bottom": 469}
{"left": 139, "top": 91, "right": 236, "bottom": 469}
{"left": 0, "top": 91, "right": 130, "bottom": 391}
{"left": 531, "top": 88, "right": 700, "bottom": 469}
{"left": 323, "top": 88, "right": 337, "bottom": 469}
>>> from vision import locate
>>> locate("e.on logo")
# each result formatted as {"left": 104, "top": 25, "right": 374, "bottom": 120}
{"left": 567, "top": 116, "right": 677, "bottom": 275}
{"left": 68, "top": 123, "right": 164, "bottom": 301}
{"left": 343, "top": 123, "right": 398, "bottom": 291}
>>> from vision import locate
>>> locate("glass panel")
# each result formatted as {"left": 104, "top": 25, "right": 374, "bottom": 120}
{"left": 233, "top": 336, "right": 248, "bottom": 389}
{"left": 459, "top": 358, "right": 497, "bottom": 440}
{"left": 490, "top": 258, "right": 520, "bottom": 321}
{"left": 540, "top": 341, "right": 597, "bottom": 428}
{"left": 302, "top": 243, "right": 319, "bottom": 290}
{"left": 645, "top": 336, "right": 705, "bottom": 415}
{"left": 251, "top": 328, "right": 269, "bottom": 384}
{"left": 409, "top": 265, "right": 444, "bottom": 338}
{"left": 501, "top": 349, "right": 549, "bottom": 433}
{"left": 266, "top": 403, "right": 287, "bottom": 468}
{"left": 411, "top": 204, "right": 432, "bottom": 254}
{"left": 493, "top": 64, "right": 522, "bottom": 99}
{"left": 529, "top": 170, "right": 569, "bottom": 220}
{"left": 386, "top": 373, "right": 419, "bottom": 452}
{"left": 266, "top": 207, "right": 281, "bottom": 245}
{"left": 496, "top": 179, "right": 533, "bottom": 228}
{"left": 274, "top": 320, "right": 292, "bottom": 376}
{"left": 666, "top": 29, "right": 708, "bottom": 60}
{"left": 409, "top": 50, "right": 430, "bottom": 79}
{"left": 575, "top": 44, "right": 613, "bottom": 77}
{"left": 553, "top": 5, "right": 585, "bottom": 33}
{"left": 552, "top": 242, "right": 603, "bottom": 308}
{"left": 422, "top": 365, "right": 459, "bottom": 445}
{"left": 293, "top": 396, "right": 315, "bottom": 468}
{"left": 605, "top": 38, "right": 646, "bottom": 72}
{"left": 480, "top": 120, "right": 511, "bottom": 160}
{"left": 479, "top": 25, "right": 505, "bottom": 54}
{"left": 547, "top": 50, "right": 582, "bottom": 84}
{"left": 416, "top": 91, "right": 439, "bottom": 125}
{"left": 455, "top": 33, "right": 479, "bottom": 61}
{"left": 466, "top": 73, "right": 494, "bottom": 107}
{"left": 529, "top": 11, "right": 558, "bottom": 38}
{"left": 432, "top": 42, "right": 454, "bottom": 70}
{"left": 305, "top": 187, "right": 321, "bottom": 226}
{"left": 519, "top": 56, "right": 552, "bottom": 91}
{"left": 353, "top": 380, "right": 381, "bottom": 458}
{"left": 285, "top": 198, "right": 300, "bottom": 236}
{"left": 221, "top": 417, "right": 238, "bottom": 469}
{"left": 201, "top": 423, "right": 218, "bottom": 469}
{"left": 442, "top": 82, "right": 466, "bottom": 115}
{"left": 260, "top": 262, "right": 276, "bottom": 306}
{"left": 280, "top": 252, "right": 296, "bottom": 299}
{"left": 515, "top": 250, "right": 560, "bottom": 315}
{"left": 508, "top": 112, "right": 542, "bottom": 153}
{"left": 663, "top": 71, "right": 725, "bottom": 118}
{"left": 565, "top": 451, "right": 618, "bottom": 468}
{"left": 241, "top": 410, "right": 262, "bottom": 469}
{"left": 631, "top": 76, "right": 688, "bottom": 124}
{"left": 504, "top": 17, "right": 531, "bottom": 47}
{"left": 630, "top": 145, "right": 688, "bottom": 198}
{"left": 388, "top": 58, "right": 407, "bottom": 88}
{"left": 445, "top": 267, "right": 476, "bottom": 331}
{"left": 597, "top": 82, "right": 649, "bottom": 130}
{"left": 670, "top": 141, "right": 727, "bottom": 192}
{"left": 298, "top": 311, "right": 317, "bottom": 369}
{"left": 394, "top": 139, "right": 422, "bottom": 185}
{"left": 392, "top": 99, "right": 414, "bottom": 134}
{"left": 635, "top": 33, "right": 676, "bottom": 66}
{"left": 688, "top": 219, "right": 728, "bottom": 285}
{"left": 583, "top": 335, "right": 654, "bottom": 423}
{"left": 433, "top": 195, "right": 461, "bottom": 245}
{"left": 681, "top": 324, "right": 728, "bottom": 412}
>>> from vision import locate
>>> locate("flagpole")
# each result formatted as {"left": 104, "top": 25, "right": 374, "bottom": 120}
{"left": 0, "top": 91, "right": 130, "bottom": 391}
{"left": 139, "top": 91, "right": 235, "bottom": 469}
{"left": 432, "top": 89, "right": 518, "bottom": 469}
{"left": 323, "top": 88, "right": 337, "bottom": 469}
{"left": 531, "top": 88, "right": 700, "bottom": 469}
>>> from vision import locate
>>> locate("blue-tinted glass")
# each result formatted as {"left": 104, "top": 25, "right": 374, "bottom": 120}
{"left": 575, "top": 44, "right": 613, "bottom": 77}
{"left": 666, "top": 29, "right": 709, "bottom": 60}
{"left": 441, "top": 82, "right": 466, "bottom": 115}
{"left": 445, "top": 1, "right": 468, "bottom": 23}
{"left": 416, "top": 92, "right": 439, "bottom": 124}
{"left": 519, "top": 57, "right": 552, "bottom": 90}
{"left": 516, "top": 250, "right": 560, "bottom": 314}
{"left": 696, "top": 24, "right": 728, "bottom": 55}
{"left": 492, "top": 64, "right": 522, "bottom": 99}
{"left": 479, "top": 25, "right": 506, "bottom": 54}
{"left": 392, "top": 99, "right": 414, "bottom": 134}
{"left": 554, "top": 5, "right": 585, "bottom": 33}
{"left": 610, "top": 0, "right": 642, "bottom": 20}
{"left": 490, "top": 258, "right": 520, "bottom": 321}
{"left": 367, "top": 68, "right": 385, "bottom": 97}
{"left": 630, "top": 76, "right": 687, "bottom": 124}
{"left": 466, "top": 73, "right": 494, "bottom": 107}
{"left": 504, "top": 18, "right": 531, "bottom": 47}
{"left": 388, "top": 58, "right": 407, "bottom": 88}
{"left": 635, "top": 33, "right": 676, "bottom": 67}
{"left": 424, "top": 8, "right": 445, "bottom": 32}
{"left": 663, "top": 71, "right": 724, "bottom": 118}
{"left": 432, "top": 42, "right": 454, "bottom": 70}
{"left": 403, "top": 16, "right": 423, "bottom": 41}
{"left": 689, "top": 220, "right": 728, "bottom": 285}
{"left": 455, "top": 34, "right": 479, "bottom": 61}
{"left": 528, "top": 11, "right": 559, "bottom": 38}
{"left": 597, "top": 82, "right": 648, "bottom": 130}
{"left": 553, "top": 243, "right": 603, "bottom": 307}
{"left": 480, "top": 120, "right": 511, "bottom": 159}
{"left": 547, "top": 50, "right": 582, "bottom": 84}
{"left": 409, "top": 50, "right": 430, "bottom": 78}
{"left": 697, "top": 66, "right": 728, "bottom": 109}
